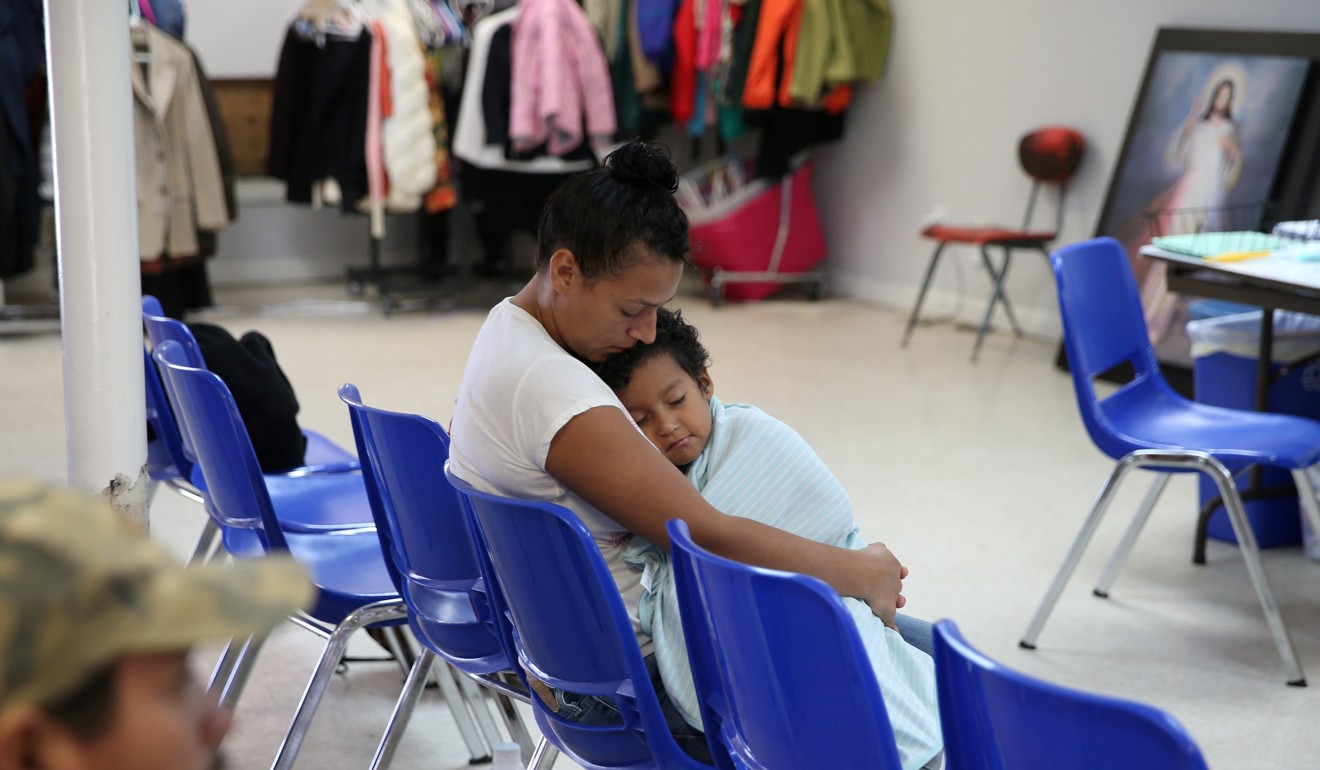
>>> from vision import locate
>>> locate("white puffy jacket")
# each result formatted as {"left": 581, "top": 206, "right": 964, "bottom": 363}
{"left": 377, "top": 0, "right": 437, "bottom": 210}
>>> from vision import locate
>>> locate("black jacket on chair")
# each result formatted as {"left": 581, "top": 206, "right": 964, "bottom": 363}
{"left": 189, "top": 322, "right": 307, "bottom": 473}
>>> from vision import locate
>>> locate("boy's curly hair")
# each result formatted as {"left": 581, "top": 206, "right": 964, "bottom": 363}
{"left": 593, "top": 308, "right": 711, "bottom": 392}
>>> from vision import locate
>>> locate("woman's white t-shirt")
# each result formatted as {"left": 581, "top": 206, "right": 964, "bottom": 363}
{"left": 448, "top": 298, "right": 650, "bottom": 649}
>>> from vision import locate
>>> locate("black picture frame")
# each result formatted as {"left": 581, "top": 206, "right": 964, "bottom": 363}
{"left": 1058, "top": 26, "right": 1320, "bottom": 392}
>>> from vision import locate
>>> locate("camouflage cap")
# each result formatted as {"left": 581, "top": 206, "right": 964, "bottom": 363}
{"left": 0, "top": 479, "right": 314, "bottom": 711}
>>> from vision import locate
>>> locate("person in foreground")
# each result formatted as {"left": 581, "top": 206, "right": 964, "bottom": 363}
{"left": 0, "top": 479, "right": 312, "bottom": 770}
{"left": 594, "top": 307, "right": 941, "bottom": 769}
{"left": 447, "top": 140, "right": 939, "bottom": 767}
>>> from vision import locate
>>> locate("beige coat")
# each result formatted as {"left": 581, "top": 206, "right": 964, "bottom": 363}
{"left": 131, "top": 24, "right": 228, "bottom": 261}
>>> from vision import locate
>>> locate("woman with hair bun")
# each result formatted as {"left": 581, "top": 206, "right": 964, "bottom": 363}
{"left": 449, "top": 140, "right": 933, "bottom": 765}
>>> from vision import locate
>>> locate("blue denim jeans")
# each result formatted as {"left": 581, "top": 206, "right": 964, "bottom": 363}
{"left": 894, "top": 612, "right": 935, "bottom": 657}
{"left": 553, "top": 653, "right": 712, "bottom": 763}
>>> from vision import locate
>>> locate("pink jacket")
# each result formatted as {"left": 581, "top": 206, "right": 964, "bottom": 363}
{"left": 510, "top": 0, "right": 616, "bottom": 156}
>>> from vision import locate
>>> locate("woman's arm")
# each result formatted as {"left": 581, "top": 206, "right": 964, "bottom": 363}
{"left": 546, "top": 406, "right": 908, "bottom": 625}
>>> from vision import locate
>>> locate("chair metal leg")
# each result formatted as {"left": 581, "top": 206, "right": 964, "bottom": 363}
{"left": 972, "top": 246, "right": 1021, "bottom": 362}
{"left": 492, "top": 690, "right": 536, "bottom": 764}
{"left": 166, "top": 477, "right": 205, "bottom": 504}
{"left": 187, "top": 518, "right": 220, "bottom": 566}
{"left": 528, "top": 736, "right": 560, "bottom": 770}
{"left": 456, "top": 670, "right": 506, "bottom": 751}
{"left": 383, "top": 626, "right": 418, "bottom": 679}
{"left": 1025, "top": 449, "right": 1306, "bottom": 686}
{"left": 1291, "top": 467, "right": 1320, "bottom": 548}
{"left": 369, "top": 649, "right": 437, "bottom": 770}
{"left": 1093, "top": 473, "right": 1172, "bottom": 597}
{"left": 207, "top": 636, "right": 243, "bottom": 698}
{"left": 433, "top": 661, "right": 491, "bottom": 762}
{"left": 218, "top": 631, "right": 269, "bottom": 710}
{"left": 1209, "top": 464, "right": 1305, "bottom": 686}
{"left": 1020, "top": 454, "right": 1136, "bottom": 649}
{"left": 901, "top": 243, "right": 949, "bottom": 348}
{"left": 270, "top": 600, "right": 410, "bottom": 770}
{"left": 992, "top": 246, "right": 1024, "bottom": 336}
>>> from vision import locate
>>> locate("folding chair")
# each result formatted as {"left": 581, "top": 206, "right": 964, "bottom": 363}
{"left": 902, "top": 127, "right": 1085, "bottom": 360}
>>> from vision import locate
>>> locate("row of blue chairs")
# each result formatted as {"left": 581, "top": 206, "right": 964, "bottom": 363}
{"left": 142, "top": 301, "right": 537, "bottom": 769}
{"left": 446, "top": 472, "right": 1209, "bottom": 770}
{"left": 143, "top": 287, "right": 1210, "bottom": 769}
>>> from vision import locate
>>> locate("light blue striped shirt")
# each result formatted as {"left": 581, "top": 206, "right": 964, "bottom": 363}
{"left": 624, "top": 396, "right": 942, "bottom": 770}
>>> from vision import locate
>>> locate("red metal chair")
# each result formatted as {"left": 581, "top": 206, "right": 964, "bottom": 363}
{"left": 902, "top": 127, "right": 1085, "bottom": 361}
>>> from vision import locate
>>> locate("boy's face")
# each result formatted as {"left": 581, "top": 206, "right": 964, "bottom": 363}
{"left": 615, "top": 352, "right": 713, "bottom": 467}
{"left": 10, "top": 651, "right": 232, "bottom": 770}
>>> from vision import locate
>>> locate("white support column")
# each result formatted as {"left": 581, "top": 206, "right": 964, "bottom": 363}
{"left": 44, "top": 0, "right": 148, "bottom": 526}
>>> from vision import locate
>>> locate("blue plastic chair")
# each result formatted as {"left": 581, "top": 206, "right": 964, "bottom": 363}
{"left": 339, "top": 384, "right": 548, "bottom": 770}
{"left": 935, "top": 619, "right": 1208, "bottom": 770}
{"left": 144, "top": 345, "right": 220, "bottom": 564}
{"left": 153, "top": 341, "right": 408, "bottom": 769}
{"left": 1020, "top": 237, "right": 1320, "bottom": 686}
{"left": 142, "top": 297, "right": 373, "bottom": 534}
{"left": 445, "top": 469, "right": 712, "bottom": 770}
{"left": 667, "top": 519, "right": 903, "bottom": 770}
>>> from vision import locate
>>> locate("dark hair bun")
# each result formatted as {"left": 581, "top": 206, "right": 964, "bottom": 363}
{"left": 605, "top": 141, "right": 679, "bottom": 194}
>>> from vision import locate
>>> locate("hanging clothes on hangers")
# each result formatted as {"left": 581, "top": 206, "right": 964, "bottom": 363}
{"left": 508, "top": 0, "right": 616, "bottom": 157}
{"left": 375, "top": 0, "right": 439, "bottom": 211}
{"left": 0, "top": 0, "right": 45, "bottom": 280}
{"left": 129, "top": 23, "right": 229, "bottom": 263}
{"left": 451, "top": 6, "right": 594, "bottom": 173}
{"left": 268, "top": 20, "right": 374, "bottom": 209}
{"left": 452, "top": 7, "right": 592, "bottom": 276}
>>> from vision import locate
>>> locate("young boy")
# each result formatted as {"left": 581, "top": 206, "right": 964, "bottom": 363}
{"left": 0, "top": 479, "right": 311, "bottom": 770}
{"left": 593, "top": 308, "right": 942, "bottom": 770}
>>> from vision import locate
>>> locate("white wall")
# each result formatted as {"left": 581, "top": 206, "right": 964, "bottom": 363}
{"left": 814, "top": 1, "right": 1320, "bottom": 339}
{"left": 187, "top": 0, "right": 304, "bottom": 77}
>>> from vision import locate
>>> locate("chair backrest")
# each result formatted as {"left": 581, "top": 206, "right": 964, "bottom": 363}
{"left": 1050, "top": 237, "right": 1177, "bottom": 460}
{"left": 143, "top": 297, "right": 209, "bottom": 464}
{"left": 667, "top": 519, "right": 903, "bottom": 770}
{"left": 142, "top": 296, "right": 208, "bottom": 369}
{"left": 445, "top": 469, "right": 707, "bottom": 770}
{"left": 1018, "top": 127, "right": 1085, "bottom": 233}
{"left": 339, "top": 384, "right": 508, "bottom": 674}
{"left": 932, "top": 619, "right": 1209, "bottom": 770}
{"left": 663, "top": 520, "right": 738, "bottom": 770}
{"left": 143, "top": 346, "right": 193, "bottom": 482}
{"left": 153, "top": 340, "right": 286, "bottom": 551}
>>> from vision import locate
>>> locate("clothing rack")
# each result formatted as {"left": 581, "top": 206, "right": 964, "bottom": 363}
{"left": 344, "top": 218, "right": 454, "bottom": 316}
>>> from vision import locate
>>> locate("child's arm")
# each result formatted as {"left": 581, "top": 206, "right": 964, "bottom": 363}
{"left": 547, "top": 405, "right": 907, "bottom": 624}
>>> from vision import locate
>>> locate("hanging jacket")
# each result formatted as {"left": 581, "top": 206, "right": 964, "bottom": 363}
{"left": 788, "top": 0, "right": 890, "bottom": 104}
{"left": 130, "top": 24, "right": 228, "bottom": 261}
{"left": 509, "top": 0, "right": 617, "bottom": 156}
{"left": 740, "top": 0, "right": 804, "bottom": 109}
{"left": 451, "top": 7, "right": 594, "bottom": 173}
{"left": 376, "top": 0, "right": 438, "bottom": 211}
{"left": 0, "top": 0, "right": 44, "bottom": 278}
{"left": 267, "top": 25, "right": 372, "bottom": 210}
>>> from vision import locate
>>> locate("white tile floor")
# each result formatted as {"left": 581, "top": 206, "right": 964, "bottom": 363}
{"left": 4, "top": 278, "right": 1320, "bottom": 768}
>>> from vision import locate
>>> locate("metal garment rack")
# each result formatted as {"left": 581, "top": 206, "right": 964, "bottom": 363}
{"left": 344, "top": 214, "right": 457, "bottom": 316}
